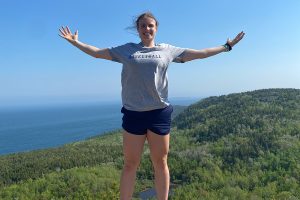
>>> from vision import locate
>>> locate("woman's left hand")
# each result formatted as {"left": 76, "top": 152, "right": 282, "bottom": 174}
{"left": 227, "top": 31, "right": 245, "bottom": 47}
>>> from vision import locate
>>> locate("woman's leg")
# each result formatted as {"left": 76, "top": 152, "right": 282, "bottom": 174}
{"left": 146, "top": 130, "right": 170, "bottom": 200}
{"left": 120, "top": 130, "right": 147, "bottom": 200}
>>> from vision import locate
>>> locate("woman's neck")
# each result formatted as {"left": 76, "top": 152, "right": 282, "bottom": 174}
{"left": 140, "top": 40, "right": 155, "bottom": 48}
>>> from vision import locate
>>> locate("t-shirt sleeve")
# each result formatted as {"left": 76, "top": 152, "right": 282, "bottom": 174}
{"left": 167, "top": 44, "right": 187, "bottom": 63}
{"left": 108, "top": 43, "right": 129, "bottom": 63}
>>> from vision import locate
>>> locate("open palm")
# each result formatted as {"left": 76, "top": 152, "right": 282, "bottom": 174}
{"left": 227, "top": 31, "right": 245, "bottom": 47}
{"left": 59, "top": 26, "right": 78, "bottom": 42}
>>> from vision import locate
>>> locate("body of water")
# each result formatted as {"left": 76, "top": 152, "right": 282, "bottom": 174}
{"left": 0, "top": 98, "right": 200, "bottom": 155}
{"left": 0, "top": 103, "right": 122, "bottom": 155}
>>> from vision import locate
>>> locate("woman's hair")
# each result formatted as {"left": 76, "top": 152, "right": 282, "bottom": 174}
{"left": 126, "top": 11, "right": 159, "bottom": 34}
{"left": 135, "top": 12, "right": 159, "bottom": 29}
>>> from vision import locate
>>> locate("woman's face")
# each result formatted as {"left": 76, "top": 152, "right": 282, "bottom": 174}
{"left": 137, "top": 17, "right": 157, "bottom": 43}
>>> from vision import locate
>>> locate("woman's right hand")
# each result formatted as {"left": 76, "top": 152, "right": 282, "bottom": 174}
{"left": 58, "top": 25, "right": 112, "bottom": 60}
{"left": 59, "top": 26, "right": 78, "bottom": 43}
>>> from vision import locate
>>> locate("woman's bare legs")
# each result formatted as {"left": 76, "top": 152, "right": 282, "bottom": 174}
{"left": 147, "top": 130, "right": 170, "bottom": 200}
{"left": 120, "top": 130, "right": 147, "bottom": 200}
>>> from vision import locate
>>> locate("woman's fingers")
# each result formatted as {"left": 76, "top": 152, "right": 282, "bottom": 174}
{"left": 58, "top": 26, "right": 74, "bottom": 39}
{"left": 59, "top": 26, "right": 72, "bottom": 36}
{"left": 59, "top": 27, "right": 68, "bottom": 37}
{"left": 229, "top": 31, "right": 245, "bottom": 46}
{"left": 59, "top": 28, "right": 66, "bottom": 36}
{"left": 236, "top": 31, "right": 245, "bottom": 41}
{"left": 61, "top": 26, "right": 66, "bottom": 33}
{"left": 58, "top": 26, "right": 79, "bottom": 42}
{"left": 66, "top": 26, "right": 72, "bottom": 34}
{"left": 58, "top": 28, "right": 67, "bottom": 39}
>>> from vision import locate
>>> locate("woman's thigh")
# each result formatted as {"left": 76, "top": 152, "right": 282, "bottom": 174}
{"left": 122, "top": 130, "right": 147, "bottom": 165}
{"left": 146, "top": 129, "right": 170, "bottom": 165}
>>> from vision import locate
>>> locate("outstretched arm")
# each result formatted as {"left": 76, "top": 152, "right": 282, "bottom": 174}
{"left": 58, "top": 26, "right": 112, "bottom": 60}
{"left": 180, "top": 31, "right": 245, "bottom": 63}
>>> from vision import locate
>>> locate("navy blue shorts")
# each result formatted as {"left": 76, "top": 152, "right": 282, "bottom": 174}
{"left": 121, "top": 105, "right": 173, "bottom": 135}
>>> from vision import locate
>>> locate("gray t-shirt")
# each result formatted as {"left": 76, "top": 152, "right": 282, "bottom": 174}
{"left": 109, "top": 42, "right": 186, "bottom": 111}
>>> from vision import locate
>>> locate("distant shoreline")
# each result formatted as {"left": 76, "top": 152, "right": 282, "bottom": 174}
{"left": 0, "top": 96, "right": 202, "bottom": 111}
{"left": 0, "top": 97, "right": 199, "bottom": 156}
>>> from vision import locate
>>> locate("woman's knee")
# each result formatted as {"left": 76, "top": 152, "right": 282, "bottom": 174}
{"left": 123, "top": 158, "right": 141, "bottom": 171}
{"left": 152, "top": 156, "right": 168, "bottom": 170}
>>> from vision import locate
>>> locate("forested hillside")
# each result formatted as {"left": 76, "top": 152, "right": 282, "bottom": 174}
{"left": 170, "top": 88, "right": 300, "bottom": 199}
{"left": 0, "top": 88, "right": 299, "bottom": 199}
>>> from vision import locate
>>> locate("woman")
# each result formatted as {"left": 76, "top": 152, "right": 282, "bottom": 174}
{"left": 59, "top": 12, "right": 245, "bottom": 200}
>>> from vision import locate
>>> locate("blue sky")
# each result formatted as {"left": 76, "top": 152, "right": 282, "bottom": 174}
{"left": 0, "top": 0, "right": 299, "bottom": 107}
